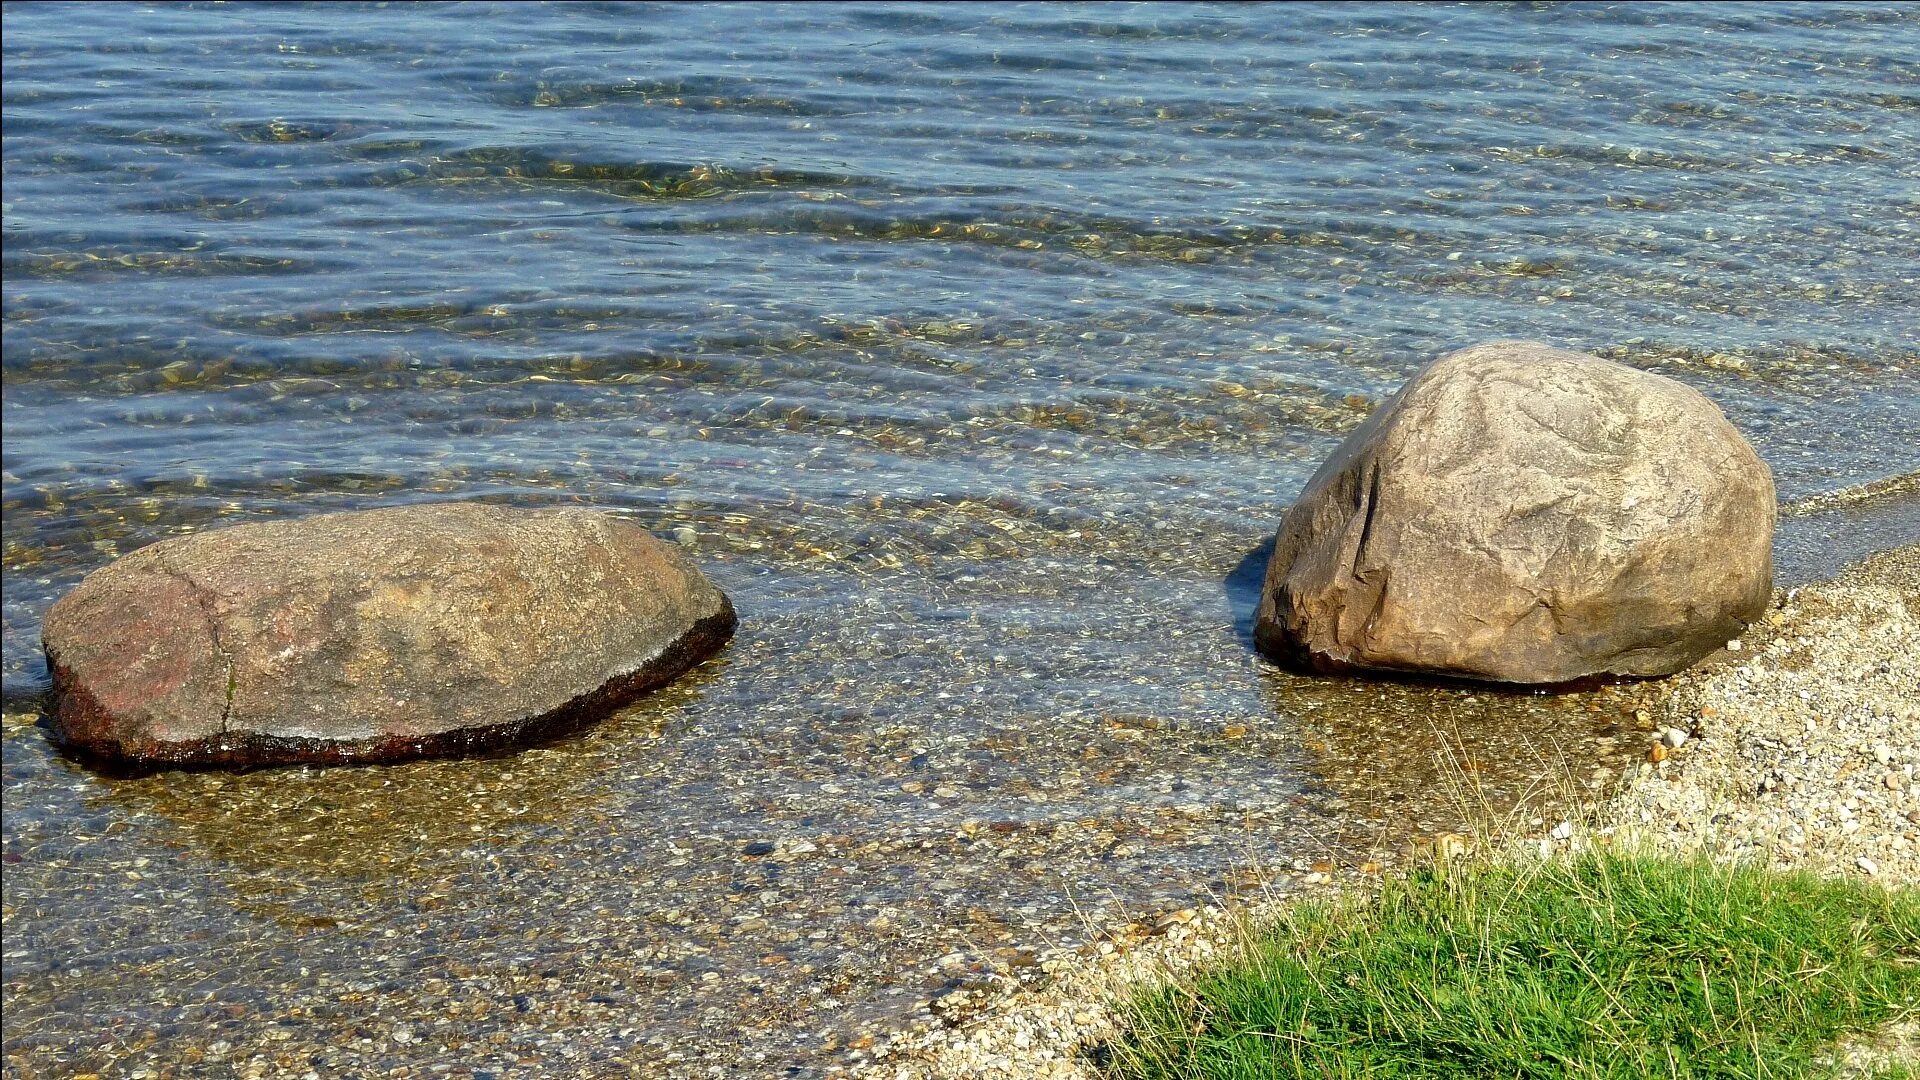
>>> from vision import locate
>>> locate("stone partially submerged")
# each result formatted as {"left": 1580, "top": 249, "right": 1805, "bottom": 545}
{"left": 43, "top": 502, "right": 735, "bottom": 769}
{"left": 1254, "top": 340, "right": 1774, "bottom": 684}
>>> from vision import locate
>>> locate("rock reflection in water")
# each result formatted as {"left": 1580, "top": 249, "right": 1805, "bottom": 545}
{"left": 1270, "top": 667, "right": 1659, "bottom": 852}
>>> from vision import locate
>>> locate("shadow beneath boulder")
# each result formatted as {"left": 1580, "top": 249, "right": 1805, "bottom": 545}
{"left": 50, "top": 658, "right": 731, "bottom": 887}
{"left": 1, "top": 666, "right": 51, "bottom": 718}
{"left": 1224, "top": 535, "right": 1275, "bottom": 652}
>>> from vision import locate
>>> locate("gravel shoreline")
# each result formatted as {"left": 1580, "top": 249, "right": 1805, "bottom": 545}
{"left": 867, "top": 544, "right": 1919, "bottom": 1080}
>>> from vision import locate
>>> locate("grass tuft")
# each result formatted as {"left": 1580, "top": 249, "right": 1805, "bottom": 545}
{"left": 1107, "top": 850, "right": 1918, "bottom": 1079}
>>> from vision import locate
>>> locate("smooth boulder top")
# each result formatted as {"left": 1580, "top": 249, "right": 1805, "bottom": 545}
{"left": 1254, "top": 340, "right": 1776, "bottom": 684}
{"left": 43, "top": 502, "right": 735, "bottom": 769}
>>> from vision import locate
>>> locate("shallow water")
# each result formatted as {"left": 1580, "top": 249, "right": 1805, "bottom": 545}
{"left": 4, "top": 3, "right": 1917, "bottom": 1075}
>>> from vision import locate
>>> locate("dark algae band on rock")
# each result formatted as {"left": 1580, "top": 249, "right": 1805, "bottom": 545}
{"left": 1255, "top": 341, "right": 1776, "bottom": 685}
{"left": 41, "top": 502, "right": 736, "bottom": 770}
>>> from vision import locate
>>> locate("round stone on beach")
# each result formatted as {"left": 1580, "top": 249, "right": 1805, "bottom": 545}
{"left": 42, "top": 502, "right": 736, "bottom": 769}
{"left": 1254, "top": 340, "right": 1775, "bottom": 684}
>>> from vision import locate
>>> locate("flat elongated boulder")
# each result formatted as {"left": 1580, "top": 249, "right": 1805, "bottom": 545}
{"left": 1254, "top": 340, "right": 1774, "bottom": 683}
{"left": 43, "top": 502, "right": 735, "bottom": 769}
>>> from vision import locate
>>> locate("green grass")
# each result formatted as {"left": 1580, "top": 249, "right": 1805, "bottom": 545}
{"left": 1107, "top": 851, "right": 1919, "bottom": 1080}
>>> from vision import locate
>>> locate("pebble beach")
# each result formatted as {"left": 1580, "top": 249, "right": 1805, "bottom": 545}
{"left": 871, "top": 542, "right": 1920, "bottom": 1080}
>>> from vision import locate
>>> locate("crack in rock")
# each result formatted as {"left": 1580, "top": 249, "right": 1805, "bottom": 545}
{"left": 152, "top": 552, "right": 236, "bottom": 737}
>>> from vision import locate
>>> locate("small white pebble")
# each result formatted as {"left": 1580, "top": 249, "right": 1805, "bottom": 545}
{"left": 1857, "top": 856, "right": 1878, "bottom": 876}
{"left": 1726, "top": 638, "right": 1743, "bottom": 652}
{"left": 1661, "top": 728, "right": 1689, "bottom": 749}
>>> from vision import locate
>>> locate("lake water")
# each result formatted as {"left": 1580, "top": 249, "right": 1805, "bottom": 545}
{"left": 4, "top": 3, "right": 1917, "bottom": 1076}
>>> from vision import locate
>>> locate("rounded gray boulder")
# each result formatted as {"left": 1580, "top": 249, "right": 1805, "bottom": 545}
{"left": 1254, "top": 340, "right": 1775, "bottom": 683}
{"left": 43, "top": 502, "right": 736, "bottom": 769}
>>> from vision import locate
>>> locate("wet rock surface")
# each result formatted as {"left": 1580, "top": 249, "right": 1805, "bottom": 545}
{"left": 41, "top": 502, "right": 735, "bottom": 769}
{"left": 1257, "top": 340, "right": 1776, "bottom": 684}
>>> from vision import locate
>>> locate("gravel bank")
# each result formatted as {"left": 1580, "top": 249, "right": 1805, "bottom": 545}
{"left": 868, "top": 545, "right": 1919, "bottom": 1080}
{"left": 1603, "top": 544, "right": 1918, "bottom": 883}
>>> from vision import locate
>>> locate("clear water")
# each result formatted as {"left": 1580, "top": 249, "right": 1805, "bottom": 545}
{"left": 4, "top": 3, "right": 1916, "bottom": 1075}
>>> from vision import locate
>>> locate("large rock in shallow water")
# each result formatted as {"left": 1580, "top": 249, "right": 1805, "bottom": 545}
{"left": 43, "top": 503, "right": 735, "bottom": 769}
{"left": 1254, "top": 340, "right": 1774, "bottom": 683}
